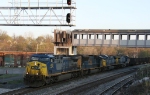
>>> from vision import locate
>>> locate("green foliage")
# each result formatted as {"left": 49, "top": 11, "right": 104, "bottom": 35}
{"left": 127, "top": 65, "right": 150, "bottom": 95}
{"left": 136, "top": 64, "right": 150, "bottom": 80}
{"left": 8, "top": 79, "right": 23, "bottom": 84}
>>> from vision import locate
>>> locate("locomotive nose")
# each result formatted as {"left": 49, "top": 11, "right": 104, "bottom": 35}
{"left": 25, "top": 61, "right": 48, "bottom": 76}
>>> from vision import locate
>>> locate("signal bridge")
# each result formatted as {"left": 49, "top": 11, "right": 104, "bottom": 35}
{"left": 0, "top": 0, "right": 76, "bottom": 26}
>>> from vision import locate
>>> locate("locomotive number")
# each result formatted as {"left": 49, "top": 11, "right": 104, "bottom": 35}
{"left": 31, "top": 66, "right": 40, "bottom": 70}
{"left": 50, "top": 64, "right": 53, "bottom": 68}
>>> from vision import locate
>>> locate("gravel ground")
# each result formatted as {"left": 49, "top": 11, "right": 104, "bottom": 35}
{"left": 27, "top": 66, "right": 139, "bottom": 95}
{"left": 0, "top": 88, "right": 13, "bottom": 94}
{"left": 80, "top": 73, "right": 135, "bottom": 95}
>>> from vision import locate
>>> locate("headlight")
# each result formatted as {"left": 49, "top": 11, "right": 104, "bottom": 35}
{"left": 26, "top": 72, "right": 28, "bottom": 74}
{"left": 36, "top": 73, "right": 38, "bottom": 75}
{"left": 35, "top": 62, "right": 37, "bottom": 65}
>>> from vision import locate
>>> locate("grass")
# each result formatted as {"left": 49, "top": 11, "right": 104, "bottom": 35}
{"left": 8, "top": 79, "right": 23, "bottom": 84}
{"left": 0, "top": 74, "right": 20, "bottom": 78}
{"left": 0, "top": 79, "right": 24, "bottom": 89}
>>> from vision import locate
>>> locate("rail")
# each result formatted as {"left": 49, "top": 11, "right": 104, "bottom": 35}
{"left": 100, "top": 75, "right": 133, "bottom": 95}
{"left": 57, "top": 69, "right": 136, "bottom": 95}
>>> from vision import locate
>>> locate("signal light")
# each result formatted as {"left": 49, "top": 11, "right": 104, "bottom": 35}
{"left": 66, "top": 13, "right": 71, "bottom": 23}
{"left": 67, "top": 0, "right": 71, "bottom": 5}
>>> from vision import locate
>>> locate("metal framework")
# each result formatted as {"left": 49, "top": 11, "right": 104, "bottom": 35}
{"left": 0, "top": 0, "right": 76, "bottom": 26}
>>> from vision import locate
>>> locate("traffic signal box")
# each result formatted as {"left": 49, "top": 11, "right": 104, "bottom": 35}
{"left": 66, "top": 13, "right": 71, "bottom": 23}
{"left": 67, "top": 0, "right": 71, "bottom": 5}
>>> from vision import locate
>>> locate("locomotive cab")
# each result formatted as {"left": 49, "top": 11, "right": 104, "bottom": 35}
{"left": 24, "top": 54, "right": 54, "bottom": 87}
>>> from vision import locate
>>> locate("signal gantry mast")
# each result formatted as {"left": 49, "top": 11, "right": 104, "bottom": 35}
{"left": 0, "top": 0, "right": 76, "bottom": 26}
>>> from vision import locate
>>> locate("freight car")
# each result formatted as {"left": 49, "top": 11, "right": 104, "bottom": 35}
{"left": 24, "top": 54, "right": 129, "bottom": 87}
{"left": 129, "top": 57, "right": 150, "bottom": 66}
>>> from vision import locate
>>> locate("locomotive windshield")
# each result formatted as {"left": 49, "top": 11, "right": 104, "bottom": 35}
{"left": 39, "top": 58, "right": 50, "bottom": 62}
{"left": 30, "top": 56, "right": 50, "bottom": 63}
{"left": 31, "top": 57, "right": 39, "bottom": 61}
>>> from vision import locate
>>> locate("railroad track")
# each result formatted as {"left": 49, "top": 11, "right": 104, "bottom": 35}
{"left": 57, "top": 69, "right": 136, "bottom": 95}
{"left": 1, "top": 68, "right": 137, "bottom": 95}
{"left": 100, "top": 75, "right": 133, "bottom": 95}
{"left": 1, "top": 76, "right": 84, "bottom": 95}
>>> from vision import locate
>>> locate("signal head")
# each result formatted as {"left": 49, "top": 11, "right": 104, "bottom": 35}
{"left": 66, "top": 13, "right": 71, "bottom": 23}
{"left": 67, "top": 0, "right": 71, "bottom": 5}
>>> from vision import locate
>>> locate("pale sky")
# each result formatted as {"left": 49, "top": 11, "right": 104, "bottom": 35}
{"left": 0, "top": 0, "right": 150, "bottom": 38}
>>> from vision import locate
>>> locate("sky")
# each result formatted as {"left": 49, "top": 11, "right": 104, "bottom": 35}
{"left": 0, "top": 0, "right": 150, "bottom": 38}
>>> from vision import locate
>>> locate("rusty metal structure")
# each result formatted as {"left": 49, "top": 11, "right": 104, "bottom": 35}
{"left": 53, "top": 29, "right": 76, "bottom": 55}
{"left": 0, "top": 51, "right": 53, "bottom": 67}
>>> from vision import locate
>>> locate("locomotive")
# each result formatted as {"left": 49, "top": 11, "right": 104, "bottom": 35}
{"left": 24, "top": 54, "right": 130, "bottom": 87}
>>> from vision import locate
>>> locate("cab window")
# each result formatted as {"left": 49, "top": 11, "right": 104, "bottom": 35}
{"left": 30, "top": 57, "right": 39, "bottom": 61}
{"left": 50, "top": 58, "right": 54, "bottom": 62}
{"left": 39, "top": 58, "right": 50, "bottom": 62}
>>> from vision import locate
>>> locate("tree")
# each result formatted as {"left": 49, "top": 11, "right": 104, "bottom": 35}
{"left": 36, "top": 36, "right": 44, "bottom": 44}
{"left": 14, "top": 36, "right": 26, "bottom": 51}
{"left": 0, "top": 30, "right": 12, "bottom": 51}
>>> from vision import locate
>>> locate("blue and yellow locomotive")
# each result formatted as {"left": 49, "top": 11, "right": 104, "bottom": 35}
{"left": 24, "top": 54, "right": 130, "bottom": 87}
